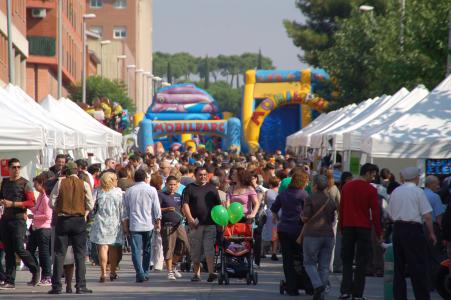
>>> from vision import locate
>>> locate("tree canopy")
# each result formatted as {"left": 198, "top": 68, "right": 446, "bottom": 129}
{"left": 285, "top": 0, "right": 451, "bottom": 105}
{"left": 69, "top": 76, "right": 135, "bottom": 113}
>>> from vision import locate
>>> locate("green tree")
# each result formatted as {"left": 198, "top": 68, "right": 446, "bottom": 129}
{"left": 204, "top": 56, "right": 210, "bottom": 89}
{"left": 318, "top": 0, "right": 450, "bottom": 105}
{"left": 284, "top": 0, "right": 387, "bottom": 66}
{"left": 166, "top": 61, "right": 173, "bottom": 84}
{"left": 202, "top": 81, "right": 242, "bottom": 116}
{"left": 69, "top": 76, "right": 135, "bottom": 113}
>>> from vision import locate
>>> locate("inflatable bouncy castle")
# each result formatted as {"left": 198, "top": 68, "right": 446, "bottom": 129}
{"left": 138, "top": 84, "right": 241, "bottom": 152}
{"left": 242, "top": 69, "right": 330, "bottom": 153}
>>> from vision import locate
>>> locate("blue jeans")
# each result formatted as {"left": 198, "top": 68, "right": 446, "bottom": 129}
{"left": 130, "top": 231, "right": 153, "bottom": 281}
{"left": 303, "top": 236, "right": 335, "bottom": 289}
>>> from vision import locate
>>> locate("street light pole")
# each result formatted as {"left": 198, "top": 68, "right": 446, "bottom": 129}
{"left": 116, "top": 55, "right": 127, "bottom": 81}
{"left": 400, "top": 0, "right": 405, "bottom": 51}
{"left": 6, "top": 0, "right": 14, "bottom": 84}
{"left": 57, "top": 0, "right": 62, "bottom": 98}
{"left": 100, "top": 40, "right": 111, "bottom": 77}
{"left": 82, "top": 14, "right": 96, "bottom": 104}
{"left": 447, "top": 8, "right": 451, "bottom": 75}
{"left": 135, "top": 69, "right": 144, "bottom": 112}
{"left": 126, "top": 64, "right": 136, "bottom": 97}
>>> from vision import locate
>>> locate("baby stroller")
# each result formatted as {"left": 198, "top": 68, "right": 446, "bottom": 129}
{"left": 279, "top": 248, "right": 313, "bottom": 295}
{"left": 218, "top": 223, "right": 258, "bottom": 285}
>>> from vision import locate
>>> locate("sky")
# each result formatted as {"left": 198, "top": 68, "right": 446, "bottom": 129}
{"left": 152, "top": 0, "right": 308, "bottom": 70}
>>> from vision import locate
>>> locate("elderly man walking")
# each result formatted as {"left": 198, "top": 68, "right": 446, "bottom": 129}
{"left": 122, "top": 169, "right": 161, "bottom": 283}
{"left": 388, "top": 167, "right": 436, "bottom": 300}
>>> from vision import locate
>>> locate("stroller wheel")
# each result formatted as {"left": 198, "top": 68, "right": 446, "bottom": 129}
{"left": 252, "top": 272, "right": 258, "bottom": 285}
{"left": 246, "top": 273, "right": 251, "bottom": 285}
{"left": 279, "top": 280, "right": 285, "bottom": 295}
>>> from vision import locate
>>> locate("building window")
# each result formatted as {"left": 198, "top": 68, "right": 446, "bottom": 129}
{"left": 113, "top": 26, "right": 127, "bottom": 39}
{"left": 114, "top": 0, "right": 127, "bottom": 9}
{"left": 90, "top": 26, "right": 103, "bottom": 37}
{"left": 90, "top": 0, "right": 103, "bottom": 8}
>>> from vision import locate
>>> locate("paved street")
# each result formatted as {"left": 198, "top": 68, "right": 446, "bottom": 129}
{"left": 0, "top": 254, "right": 442, "bottom": 300}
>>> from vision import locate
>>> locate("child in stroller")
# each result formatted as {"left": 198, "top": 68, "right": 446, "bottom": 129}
{"left": 218, "top": 223, "right": 258, "bottom": 285}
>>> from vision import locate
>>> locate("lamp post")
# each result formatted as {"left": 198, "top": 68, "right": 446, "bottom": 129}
{"left": 126, "top": 64, "right": 135, "bottom": 97}
{"left": 82, "top": 13, "right": 96, "bottom": 104}
{"left": 116, "top": 55, "right": 127, "bottom": 81}
{"left": 135, "top": 69, "right": 144, "bottom": 112}
{"left": 57, "top": 0, "right": 62, "bottom": 98}
{"left": 142, "top": 71, "right": 150, "bottom": 111}
{"left": 6, "top": 0, "right": 14, "bottom": 84}
{"left": 100, "top": 40, "right": 111, "bottom": 77}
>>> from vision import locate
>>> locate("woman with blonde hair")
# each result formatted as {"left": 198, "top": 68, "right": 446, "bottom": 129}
{"left": 89, "top": 172, "right": 124, "bottom": 282}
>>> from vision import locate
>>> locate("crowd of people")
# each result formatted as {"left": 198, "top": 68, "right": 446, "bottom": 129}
{"left": 0, "top": 148, "right": 450, "bottom": 300}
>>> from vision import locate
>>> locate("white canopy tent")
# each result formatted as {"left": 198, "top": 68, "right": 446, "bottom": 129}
{"left": 362, "top": 76, "right": 451, "bottom": 159}
{"left": 60, "top": 98, "right": 122, "bottom": 160}
{"left": 41, "top": 95, "right": 109, "bottom": 162}
{"left": 0, "top": 91, "right": 45, "bottom": 180}
{"left": 309, "top": 96, "right": 384, "bottom": 149}
{"left": 326, "top": 88, "right": 410, "bottom": 152}
{"left": 6, "top": 85, "right": 84, "bottom": 150}
{"left": 343, "top": 85, "right": 429, "bottom": 152}
{"left": 286, "top": 103, "right": 358, "bottom": 149}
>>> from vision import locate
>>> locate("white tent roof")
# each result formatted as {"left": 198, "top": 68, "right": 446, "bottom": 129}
{"left": 5, "top": 85, "right": 82, "bottom": 150}
{"left": 343, "top": 85, "right": 429, "bottom": 151}
{"left": 362, "top": 76, "right": 451, "bottom": 159}
{"left": 309, "top": 96, "right": 384, "bottom": 149}
{"left": 286, "top": 113, "right": 328, "bottom": 146}
{"left": 41, "top": 95, "right": 107, "bottom": 148}
{"left": 60, "top": 98, "right": 122, "bottom": 148}
{"left": 286, "top": 103, "right": 357, "bottom": 148}
{"left": 0, "top": 91, "right": 45, "bottom": 151}
{"left": 0, "top": 88, "right": 47, "bottom": 150}
{"left": 327, "top": 88, "right": 410, "bottom": 151}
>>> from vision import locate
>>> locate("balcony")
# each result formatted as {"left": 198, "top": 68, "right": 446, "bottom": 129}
{"left": 28, "top": 36, "right": 55, "bottom": 56}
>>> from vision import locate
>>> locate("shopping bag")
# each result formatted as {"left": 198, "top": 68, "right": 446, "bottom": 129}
{"left": 151, "top": 231, "right": 164, "bottom": 271}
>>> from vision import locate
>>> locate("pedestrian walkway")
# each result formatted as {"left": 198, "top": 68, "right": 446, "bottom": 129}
{"left": 0, "top": 254, "right": 441, "bottom": 299}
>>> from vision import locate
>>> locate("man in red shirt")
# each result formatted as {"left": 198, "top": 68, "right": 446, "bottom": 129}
{"left": 338, "top": 163, "right": 381, "bottom": 300}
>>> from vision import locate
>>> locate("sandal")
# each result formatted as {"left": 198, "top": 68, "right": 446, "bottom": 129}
{"left": 110, "top": 273, "right": 118, "bottom": 281}
{"left": 99, "top": 275, "right": 106, "bottom": 283}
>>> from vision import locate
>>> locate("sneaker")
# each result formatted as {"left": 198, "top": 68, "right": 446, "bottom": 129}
{"left": 339, "top": 294, "right": 351, "bottom": 299}
{"left": 190, "top": 275, "right": 201, "bottom": 282}
{"left": 38, "top": 277, "right": 52, "bottom": 287}
{"left": 173, "top": 268, "right": 182, "bottom": 278}
{"left": 0, "top": 283, "right": 15, "bottom": 290}
{"left": 271, "top": 254, "right": 279, "bottom": 261}
{"left": 167, "top": 271, "right": 176, "bottom": 280}
{"left": 207, "top": 273, "right": 218, "bottom": 282}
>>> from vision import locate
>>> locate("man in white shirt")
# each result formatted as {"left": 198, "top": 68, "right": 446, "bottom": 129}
{"left": 388, "top": 167, "right": 436, "bottom": 300}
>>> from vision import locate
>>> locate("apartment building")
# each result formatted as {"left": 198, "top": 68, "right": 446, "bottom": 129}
{"left": 0, "top": 0, "right": 28, "bottom": 88}
{"left": 26, "top": 0, "right": 86, "bottom": 101}
{"left": 86, "top": 0, "right": 152, "bottom": 112}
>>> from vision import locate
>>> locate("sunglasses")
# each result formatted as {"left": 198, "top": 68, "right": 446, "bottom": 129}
{"left": 11, "top": 166, "right": 21, "bottom": 169}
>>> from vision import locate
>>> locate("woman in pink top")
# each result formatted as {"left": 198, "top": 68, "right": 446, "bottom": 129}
{"left": 226, "top": 168, "right": 260, "bottom": 221}
{"left": 26, "top": 174, "right": 53, "bottom": 286}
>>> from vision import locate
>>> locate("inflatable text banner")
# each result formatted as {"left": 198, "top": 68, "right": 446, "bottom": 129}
{"left": 153, "top": 121, "right": 226, "bottom": 136}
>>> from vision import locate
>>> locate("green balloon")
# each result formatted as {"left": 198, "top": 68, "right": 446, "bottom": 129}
{"left": 228, "top": 202, "right": 244, "bottom": 224}
{"left": 211, "top": 205, "right": 229, "bottom": 226}
{"left": 229, "top": 212, "right": 242, "bottom": 224}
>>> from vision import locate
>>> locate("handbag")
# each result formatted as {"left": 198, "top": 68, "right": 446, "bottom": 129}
{"left": 296, "top": 196, "right": 331, "bottom": 245}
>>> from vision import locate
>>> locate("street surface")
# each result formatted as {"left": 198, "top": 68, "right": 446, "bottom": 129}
{"left": 0, "top": 254, "right": 442, "bottom": 299}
